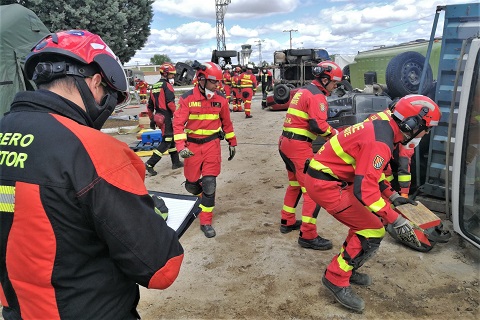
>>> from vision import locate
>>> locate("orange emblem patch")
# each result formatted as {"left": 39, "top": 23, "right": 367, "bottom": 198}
{"left": 373, "top": 155, "right": 385, "bottom": 169}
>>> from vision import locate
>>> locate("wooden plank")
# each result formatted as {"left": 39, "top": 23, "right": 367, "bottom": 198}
{"left": 395, "top": 201, "right": 441, "bottom": 230}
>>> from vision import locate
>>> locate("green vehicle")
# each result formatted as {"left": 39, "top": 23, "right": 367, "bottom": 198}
{"left": 346, "top": 39, "right": 442, "bottom": 98}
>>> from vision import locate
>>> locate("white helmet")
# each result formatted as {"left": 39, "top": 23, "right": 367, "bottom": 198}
{"left": 225, "top": 64, "right": 232, "bottom": 70}
{"left": 246, "top": 63, "right": 254, "bottom": 69}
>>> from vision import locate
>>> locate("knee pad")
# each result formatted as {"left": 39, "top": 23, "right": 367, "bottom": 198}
{"left": 349, "top": 235, "right": 383, "bottom": 269}
{"left": 185, "top": 179, "right": 202, "bottom": 195}
{"left": 202, "top": 176, "right": 217, "bottom": 195}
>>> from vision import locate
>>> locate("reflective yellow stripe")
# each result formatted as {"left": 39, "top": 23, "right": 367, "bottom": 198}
{"left": 174, "top": 133, "right": 187, "bottom": 141}
{"left": 185, "top": 128, "right": 221, "bottom": 135}
{"left": 287, "top": 108, "right": 308, "bottom": 119}
{"left": 356, "top": 227, "right": 386, "bottom": 238}
{"left": 289, "top": 180, "right": 300, "bottom": 187}
{"left": 369, "top": 197, "right": 387, "bottom": 213}
{"left": 283, "top": 205, "right": 296, "bottom": 214}
{"left": 199, "top": 204, "right": 214, "bottom": 212}
{"left": 308, "top": 159, "right": 340, "bottom": 179}
{"left": 386, "top": 174, "right": 394, "bottom": 182}
{"left": 301, "top": 186, "right": 307, "bottom": 193}
{"left": 282, "top": 127, "right": 316, "bottom": 140}
{"left": 0, "top": 185, "right": 15, "bottom": 213}
{"left": 378, "top": 112, "right": 390, "bottom": 120}
{"left": 337, "top": 254, "right": 354, "bottom": 272}
{"left": 398, "top": 175, "right": 411, "bottom": 182}
{"left": 225, "top": 132, "right": 235, "bottom": 140}
{"left": 167, "top": 147, "right": 177, "bottom": 153}
{"left": 302, "top": 216, "right": 316, "bottom": 224}
{"left": 189, "top": 114, "right": 219, "bottom": 120}
{"left": 330, "top": 135, "right": 356, "bottom": 167}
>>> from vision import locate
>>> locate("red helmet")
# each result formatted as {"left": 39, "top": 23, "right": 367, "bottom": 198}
{"left": 24, "top": 30, "right": 128, "bottom": 104}
{"left": 159, "top": 62, "right": 176, "bottom": 76}
{"left": 390, "top": 94, "right": 441, "bottom": 134}
{"left": 312, "top": 61, "right": 343, "bottom": 81}
{"left": 196, "top": 62, "right": 223, "bottom": 81}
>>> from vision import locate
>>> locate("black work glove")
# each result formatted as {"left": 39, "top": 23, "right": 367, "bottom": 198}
{"left": 389, "top": 192, "right": 417, "bottom": 207}
{"left": 149, "top": 120, "right": 156, "bottom": 130}
{"left": 228, "top": 146, "right": 236, "bottom": 161}
{"left": 391, "top": 215, "right": 421, "bottom": 247}
{"left": 149, "top": 194, "right": 168, "bottom": 221}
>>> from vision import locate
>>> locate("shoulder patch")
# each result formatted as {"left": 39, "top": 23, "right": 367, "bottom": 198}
{"left": 320, "top": 103, "right": 326, "bottom": 112}
{"left": 373, "top": 155, "right": 385, "bottom": 170}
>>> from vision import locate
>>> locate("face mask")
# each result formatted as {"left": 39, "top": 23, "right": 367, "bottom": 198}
{"left": 404, "top": 137, "right": 422, "bottom": 149}
{"left": 169, "top": 78, "right": 174, "bottom": 85}
{"left": 205, "top": 87, "right": 215, "bottom": 99}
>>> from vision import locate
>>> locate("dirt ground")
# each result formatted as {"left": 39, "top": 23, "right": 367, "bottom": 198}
{"left": 109, "top": 97, "right": 479, "bottom": 320}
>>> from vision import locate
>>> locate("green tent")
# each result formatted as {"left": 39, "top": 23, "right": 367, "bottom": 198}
{"left": 0, "top": 4, "right": 50, "bottom": 118}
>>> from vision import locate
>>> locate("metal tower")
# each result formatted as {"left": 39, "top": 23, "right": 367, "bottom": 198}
{"left": 215, "top": 0, "right": 231, "bottom": 50}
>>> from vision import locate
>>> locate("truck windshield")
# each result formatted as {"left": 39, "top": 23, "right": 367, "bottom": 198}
{"left": 459, "top": 50, "right": 480, "bottom": 244}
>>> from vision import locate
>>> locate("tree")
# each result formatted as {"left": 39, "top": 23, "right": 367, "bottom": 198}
{"left": 0, "top": 0, "right": 153, "bottom": 64}
{"left": 150, "top": 54, "right": 172, "bottom": 65}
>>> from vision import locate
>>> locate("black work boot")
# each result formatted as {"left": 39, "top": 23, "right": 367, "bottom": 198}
{"left": 200, "top": 225, "right": 216, "bottom": 238}
{"left": 170, "top": 152, "right": 184, "bottom": 170}
{"left": 145, "top": 163, "right": 157, "bottom": 176}
{"left": 298, "top": 236, "right": 333, "bottom": 250}
{"left": 322, "top": 275, "right": 365, "bottom": 312}
{"left": 350, "top": 270, "right": 372, "bottom": 286}
{"left": 280, "top": 220, "right": 301, "bottom": 234}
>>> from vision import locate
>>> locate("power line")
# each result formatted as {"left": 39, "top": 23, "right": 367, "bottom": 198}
{"left": 283, "top": 29, "right": 298, "bottom": 49}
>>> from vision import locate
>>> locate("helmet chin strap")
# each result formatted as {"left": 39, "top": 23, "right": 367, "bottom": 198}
{"left": 400, "top": 127, "right": 424, "bottom": 145}
{"left": 73, "top": 76, "right": 117, "bottom": 130}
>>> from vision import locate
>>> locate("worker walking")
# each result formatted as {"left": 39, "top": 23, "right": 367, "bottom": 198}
{"left": 145, "top": 62, "right": 184, "bottom": 175}
{"left": 231, "top": 66, "right": 242, "bottom": 112}
{"left": 238, "top": 63, "right": 257, "bottom": 118}
{"left": 173, "top": 62, "right": 237, "bottom": 238}
{"left": 135, "top": 78, "right": 149, "bottom": 104}
{"left": 222, "top": 64, "right": 233, "bottom": 109}
{"left": 304, "top": 95, "right": 441, "bottom": 312}
{"left": 0, "top": 30, "right": 184, "bottom": 319}
{"left": 279, "top": 61, "right": 342, "bottom": 250}
{"left": 260, "top": 65, "right": 273, "bottom": 109}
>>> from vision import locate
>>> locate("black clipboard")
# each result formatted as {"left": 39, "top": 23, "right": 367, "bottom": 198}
{"left": 148, "top": 190, "right": 201, "bottom": 238}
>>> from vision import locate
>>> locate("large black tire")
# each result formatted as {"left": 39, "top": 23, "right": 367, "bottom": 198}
{"left": 289, "top": 49, "right": 313, "bottom": 57}
{"left": 386, "top": 51, "right": 434, "bottom": 98}
{"left": 215, "top": 50, "right": 238, "bottom": 58}
{"left": 273, "top": 84, "right": 291, "bottom": 104}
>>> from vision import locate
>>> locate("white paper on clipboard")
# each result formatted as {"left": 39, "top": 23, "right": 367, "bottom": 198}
{"left": 148, "top": 190, "right": 201, "bottom": 238}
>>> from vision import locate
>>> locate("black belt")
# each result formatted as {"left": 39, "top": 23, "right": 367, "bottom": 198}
{"left": 187, "top": 133, "right": 221, "bottom": 144}
{"left": 306, "top": 167, "right": 342, "bottom": 182}
{"left": 282, "top": 131, "right": 313, "bottom": 142}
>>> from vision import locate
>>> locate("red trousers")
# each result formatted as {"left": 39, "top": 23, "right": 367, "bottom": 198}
{"left": 184, "top": 139, "right": 221, "bottom": 225}
{"left": 304, "top": 176, "right": 386, "bottom": 286}
{"left": 278, "top": 136, "right": 320, "bottom": 240}
{"left": 241, "top": 88, "right": 254, "bottom": 116}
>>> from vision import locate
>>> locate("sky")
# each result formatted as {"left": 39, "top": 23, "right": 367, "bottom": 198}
{"left": 125, "top": 0, "right": 476, "bottom": 66}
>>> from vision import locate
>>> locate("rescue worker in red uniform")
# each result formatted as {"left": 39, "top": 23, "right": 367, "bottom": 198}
{"left": 279, "top": 61, "right": 342, "bottom": 250}
{"left": 238, "top": 63, "right": 258, "bottom": 118}
{"left": 145, "top": 62, "right": 184, "bottom": 175}
{"left": 222, "top": 64, "right": 233, "bottom": 108}
{"left": 173, "top": 62, "right": 237, "bottom": 238}
{"left": 304, "top": 95, "right": 441, "bottom": 312}
{"left": 260, "top": 65, "right": 273, "bottom": 109}
{"left": 0, "top": 30, "right": 184, "bottom": 320}
{"left": 365, "top": 108, "right": 416, "bottom": 196}
{"left": 135, "top": 78, "right": 149, "bottom": 104}
{"left": 231, "top": 66, "right": 242, "bottom": 112}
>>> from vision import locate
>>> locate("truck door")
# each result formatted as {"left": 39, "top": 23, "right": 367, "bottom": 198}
{"left": 452, "top": 38, "right": 480, "bottom": 249}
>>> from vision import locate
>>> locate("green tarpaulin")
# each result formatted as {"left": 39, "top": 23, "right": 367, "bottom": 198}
{"left": 0, "top": 4, "right": 49, "bottom": 118}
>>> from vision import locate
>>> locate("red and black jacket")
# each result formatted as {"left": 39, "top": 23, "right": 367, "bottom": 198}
{"left": 0, "top": 90, "right": 184, "bottom": 320}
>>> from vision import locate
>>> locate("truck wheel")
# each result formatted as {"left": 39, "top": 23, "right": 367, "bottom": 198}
{"left": 273, "top": 84, "right": 291, "bottom": 104}
{"left": 289, "top": 49, "right": 313, "bottom": 57}
{"left": 215, "top": 50, "right": 238, "bottom": 58}
{"left": 386, "top": 51, "right": 433, "bottom": 98}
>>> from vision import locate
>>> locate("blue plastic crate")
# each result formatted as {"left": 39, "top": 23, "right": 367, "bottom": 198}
{"left": 141, "top": 130, "right": 162, "bottom": 144}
